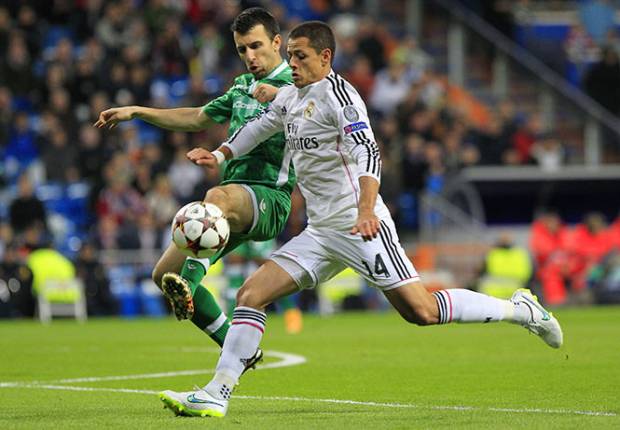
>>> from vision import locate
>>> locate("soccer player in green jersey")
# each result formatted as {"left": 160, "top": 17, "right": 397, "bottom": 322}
{"left": 94, "top": 8, "right": 294, "bottom": 357}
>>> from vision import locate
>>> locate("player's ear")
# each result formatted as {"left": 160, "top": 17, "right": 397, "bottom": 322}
{"left": 272, "top": 34, "right": 282, "bottom": 51}
{"left": 320, "top": 48, "right": 332, "bottom": 67}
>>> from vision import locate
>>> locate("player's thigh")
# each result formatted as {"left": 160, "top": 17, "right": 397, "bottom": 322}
{"left": 382, "top": 281, "right": 439, "bottom": 325}
{"left": 204, "top": 184, "right": 254, "bottom": 233}
{"left": 270, "top": 229, "right": 347, "bottom": 290}
{"left": 326, "top": 218, "right": 419, "bottom": 290}
{"left": 236, "top": 260, "right": 299, "bottom": 310}
{"left": 152, "top": 242, "right": 187, "bottom": 287}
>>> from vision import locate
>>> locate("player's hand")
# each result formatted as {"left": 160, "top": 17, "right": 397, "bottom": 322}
{"left": 350, "top": 211, "right": 380, "bottom": 241}
{"left": 253, "top": 84, "right": 278, "bottom": 104}
{"left": 94, "top": 106, "right": 136, "bottom": 129}
{"left": 187, "top": 147, "right": 218, "bottom": 168}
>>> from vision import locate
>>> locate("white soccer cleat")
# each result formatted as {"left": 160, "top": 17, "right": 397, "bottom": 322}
{"left": 510, "top": 288, "right": 563, "bottom": 348}
{"left": 159, "top": 387, "right": 229, "bottom": 418}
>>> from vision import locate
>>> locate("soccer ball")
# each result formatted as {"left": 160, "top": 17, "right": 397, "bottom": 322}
{"left": 171, "top": 202, "right": 230, "bottom": 258}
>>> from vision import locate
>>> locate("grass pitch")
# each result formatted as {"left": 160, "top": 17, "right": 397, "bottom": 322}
{"left": 1, "top": 307, "right": 618, "bottom": 429}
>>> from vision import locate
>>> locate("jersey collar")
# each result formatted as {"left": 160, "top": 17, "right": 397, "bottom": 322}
{"left": 248, "top": 61, "right": 288, "bottom": 94}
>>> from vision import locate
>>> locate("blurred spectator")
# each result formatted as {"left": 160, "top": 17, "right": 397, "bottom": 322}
{"left": 0, "top": 32, "right": 34, "bottom": 97}
{"left": 474, "top": 113, "right": 511, "bottom": 165}
{"left": 356, "top": 17, "right": 386, "bottom": 73}
{"left": 529, "top": 209, "right": 571, "bottom": 305}
{"left": 96, "top": 1, "right": 129, "bottom": 54}
{"left": 564, "top": 23, "right": 599, "bottom": 83}
{"left": 0, "top": 86, "right": 14, "bottom": 153}
{"left": 194, "top": 22, "right": 223, "bottom": 76}
{"left": 401, "top": 133, "right": 429, "bottom": 195}
{"left": 343, "top": 55, "right": 374, "bottom": 102}
{"left": 146, "top": 174, "right": 179, "bottom": 229}
{"left": 369, "top": 51, "right": 416, "bottom": 116}
{"left": 0, "top": 7, "right": 11, "bottom": 54}
{"left": 482, "top": 0, "right": 516, "bottom": 39}
{"left": 583, "top": 46, "right": 620, "bottom": 116}
{"left": 578, "top": 0, "right": 617, "bottom": 44}
{"left": 6, "top": 110, "right": 40, "bottom": 178}
{"left": 512, "top": 112, "right": 544, "bottom": 164}
{"left": 0, "top": 243, "right": 35, "bottom": 317}
{"left": 41, "top": 127, "right": 78, "bottom": 182}
{"left": 477, "top": 232, "right": 533, "bottom": 299}
{"left": 603, "top": 27, "right": 620, "bottom": 56}
{"left": 152, "top": 17, "right": 190, "bottom": 78}
{"left": 168, "top": 146, "right": 205, "bottom": 200}
{"left": 9, "top": 174, "right": 47, "bottom": 234}
{"left": 77, "top": 123, "right": 107, "bottom": 182}
{"left": 531, "top": 132, "right": 565, "bottom": 172}
{"left": 96, "top": 170, "right": 146, "bottom": 225}
{"left": 75, "top": 242, "right": 117, "bottom": 316}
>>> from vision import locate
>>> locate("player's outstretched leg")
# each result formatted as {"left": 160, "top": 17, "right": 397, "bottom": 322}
{"left": 153, "top": 242, "right": 231, "bottom": 347}
{"left": 386, "top": 282, "right": 563, "bottom": 348}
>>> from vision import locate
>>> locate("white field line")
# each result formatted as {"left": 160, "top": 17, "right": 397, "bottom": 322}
{"left": 2, "top": 349, "right": 306, "bottom": 385}
{"left": 2, "top": 384, "right": 616, "bottom": 417}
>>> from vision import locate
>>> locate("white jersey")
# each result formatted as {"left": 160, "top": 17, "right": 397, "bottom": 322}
{"left": 222, "top": 70, "right": 390, "bottom": 230}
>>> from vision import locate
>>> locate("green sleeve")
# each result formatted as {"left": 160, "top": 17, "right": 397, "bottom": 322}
{"left": 202, "top": 88, "right": 234, "bottom": 124}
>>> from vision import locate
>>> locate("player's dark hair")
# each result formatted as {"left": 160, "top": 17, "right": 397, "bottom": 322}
{"left": 289, "top": 21, "right": 336, "bottom": 63}
{"left": 230, "top": 7, "right": 280, "bottom": 40}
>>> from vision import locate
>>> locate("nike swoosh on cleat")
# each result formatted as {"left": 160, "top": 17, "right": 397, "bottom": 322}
{"left": 522, "top": 295, "right": 551, "bottom": 321}
{"left": 186, "top": 394, "right": 224, "bottom": 407}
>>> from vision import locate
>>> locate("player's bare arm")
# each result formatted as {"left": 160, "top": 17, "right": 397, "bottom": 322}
{"left": 94, "top": 106, "right": 212, "bottom": 132}
{"left": 351, "top": 175, "right": 380, "bottom": 241}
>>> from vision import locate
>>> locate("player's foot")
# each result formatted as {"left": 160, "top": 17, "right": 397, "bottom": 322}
{"left": 510, "top": 288, "right": 563, "bottom": 348}
{"left": 161, "top": 272, "right": 194, "bottom": 320}
{"left": 241, "top": 348, "right": 263, "bottom": 375}
{"left": 159, "top": 387, "right": 228, "bottom": 418}
{"left": 284, "top": 308, "right": 303, "bottom": 334}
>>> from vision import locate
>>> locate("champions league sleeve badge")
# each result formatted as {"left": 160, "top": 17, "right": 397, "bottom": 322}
{"left": 343, "top": 105, "right": 359, "bottom": 122}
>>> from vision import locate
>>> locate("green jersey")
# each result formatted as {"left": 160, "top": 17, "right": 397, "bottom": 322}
{"left": 202, "top": 61, "right": 295, "bottom": 194}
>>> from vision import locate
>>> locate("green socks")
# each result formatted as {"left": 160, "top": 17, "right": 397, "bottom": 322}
{"left": 181, "top": 258, "right": 230, "bottom": 347}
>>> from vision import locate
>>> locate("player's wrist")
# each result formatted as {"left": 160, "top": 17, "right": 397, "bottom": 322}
{"left": 212, "top": 150, "right": 226, "bottom": 165}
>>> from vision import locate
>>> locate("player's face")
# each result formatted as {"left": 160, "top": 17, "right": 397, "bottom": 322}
{"left": 287, "top": 37, "right": 331, "bottom": 88}
{"left": 233, "top": 25, "right": 282, "bottom": 79}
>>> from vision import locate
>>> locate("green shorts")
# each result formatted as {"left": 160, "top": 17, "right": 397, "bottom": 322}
{"left": 210, "top": 184, "right": 291, "bottom": 263}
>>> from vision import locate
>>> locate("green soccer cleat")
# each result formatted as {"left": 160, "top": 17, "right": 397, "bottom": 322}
{"left": 159, "top": 388, "right": 228, "bottom": 418}
{"left": 510, "top": 288, "right": 563, "bottom": 348}
{"left": 161, "top": 272, "right": 194, "bottom": 320}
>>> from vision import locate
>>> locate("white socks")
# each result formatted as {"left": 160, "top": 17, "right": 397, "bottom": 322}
{"left": 206, "top": 306, "right": 266, "bottom": 396}
{"left": 433, "top": 289, "right": 530, "bottom": 324}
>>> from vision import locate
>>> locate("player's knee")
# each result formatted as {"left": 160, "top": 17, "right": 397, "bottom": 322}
{"left": 205, "top": 187, "right": 229, "bottom": 209}
{"left": 236, "top": 283, "right": 266, "bottom": 310}
{"left": 403, "top": 305, "right": 437, "bottom": 326}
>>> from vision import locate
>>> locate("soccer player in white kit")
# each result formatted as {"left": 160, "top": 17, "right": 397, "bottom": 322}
{"left": 159, "top": 21, "right": 563, "bottom": 418}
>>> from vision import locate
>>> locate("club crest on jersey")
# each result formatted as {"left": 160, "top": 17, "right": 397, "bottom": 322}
{"left": 344, "top": 121, "right": 368, "bottom": 134}
{"left": 343, "top": 105, "right": 359, "bottom": 122}
{"left": 304, "top": 101, "right": 315, "bottom": 119}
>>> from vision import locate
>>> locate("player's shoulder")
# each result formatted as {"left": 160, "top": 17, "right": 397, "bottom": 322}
{"left": 322, "top": 70, "right": 363, "bottom": 108}
{"left": 273, "top": 83, "right": 297, "bottom": 100}
{"left": 230, "top": 73, "right": 254, "bottom": 89}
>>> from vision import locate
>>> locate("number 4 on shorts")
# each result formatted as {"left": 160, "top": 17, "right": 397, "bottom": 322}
{"left": 361, "top": 254, "right": 390, "bottom": 279}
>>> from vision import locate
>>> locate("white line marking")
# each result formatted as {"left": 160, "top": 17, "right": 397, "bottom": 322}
{"left": 0, "top": 349, "right": 306, "bottom": 385}
{"left": 3, "top": 384, "right": 616, "bottom": 417}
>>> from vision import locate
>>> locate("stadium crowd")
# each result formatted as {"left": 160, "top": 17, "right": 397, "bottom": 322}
{"left": 1, "top": 0, "right": 619, "bottom": 317}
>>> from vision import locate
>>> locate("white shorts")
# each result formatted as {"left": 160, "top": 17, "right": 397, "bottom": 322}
{"left": 270, "top": 217, "right": 420, "bottom": 291}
